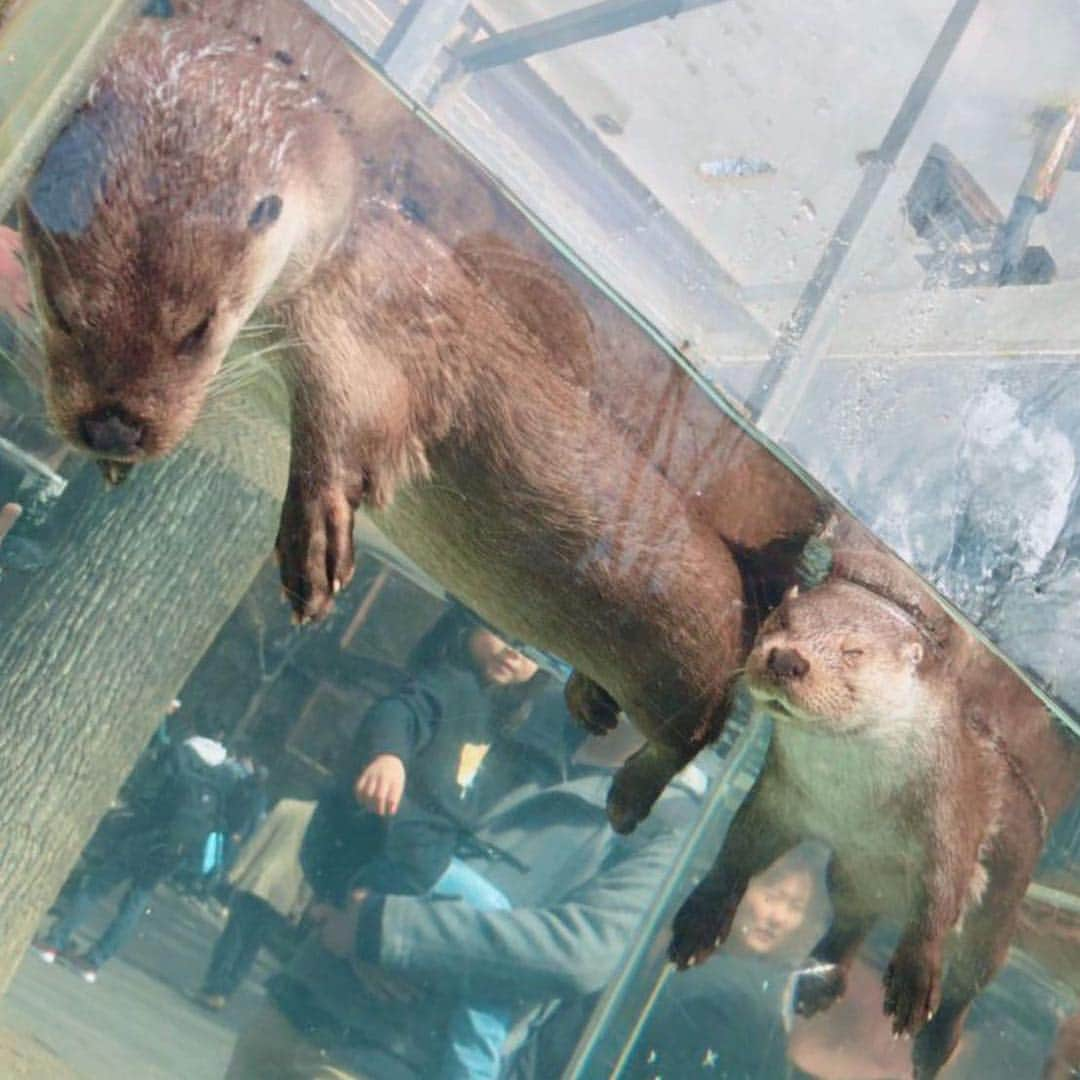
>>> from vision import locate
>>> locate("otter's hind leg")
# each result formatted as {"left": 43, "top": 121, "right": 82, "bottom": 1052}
{"left": 794, "top": 857, "right": 876, "bottom": 1018}
{"left": 669, "top": 770, "right": 797, "bottom": 968}
{"left": 913, "top": 831, "right": 1041, "bottom": 1079}
{"left": 565, "top": 671, "right": 620, "bottom": 735}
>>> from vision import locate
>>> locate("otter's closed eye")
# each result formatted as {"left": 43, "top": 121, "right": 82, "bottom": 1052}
{"left": 248, "top": 194, "right": 282, "bottom": 232}
{"left": 841, "top": 647, "right": 864, "bottom": 665}
{"left": 178, "top": 311, "right": 214, "bottom": 355}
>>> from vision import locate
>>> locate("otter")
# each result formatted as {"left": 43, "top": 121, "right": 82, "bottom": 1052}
{"left": 17, "top": 0, "right": 822, "bottom": 831}
{"left": 669, "top": 519, "right": 1080, "bottom": 1078}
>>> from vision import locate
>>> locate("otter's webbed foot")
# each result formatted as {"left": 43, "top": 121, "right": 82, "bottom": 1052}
{"left": 883, "top": 934, "right": 943, "bottom": 1037}
{"left": 792, "top": 961, "right": 848, "bottom": 1018}
{"left": 275, "top": 476, "right": 356, "bottom": 624}
{"left": 669, "top": 882, "right": 739, "bottom": 969}
{"left": 565, "top": 672, "right": 620, "bottom": 734}
{"left": 607, "top": 741, "right": 689, "bottom": 834}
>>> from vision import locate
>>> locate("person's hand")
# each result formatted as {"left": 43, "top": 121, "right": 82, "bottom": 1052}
{"left": 0, "top": 227, "right": 30, "bottom": 321}
{"left": 309, "top": 892, "right": 421, "bottom": 1003}
{"left": 354, "top": 754, "right": 406, "bottom": 815}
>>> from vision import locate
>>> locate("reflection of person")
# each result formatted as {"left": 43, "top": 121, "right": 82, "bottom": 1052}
{"left": 0, "top": 225, "right": 29, "bottom": 322}
{"left": 620, "top": 846, "right": 829, "bottom": 1080}
{"left": 1044, "top": 1010, "right": 1080, "bottom": 1080}
{"left": 31, "top": 733, "right": 234, "bottom": 983}
{"left": 0, "top": 501, "right": 22, "bottom": 544}
{"left": 728, "top": 847, "right": 824, "bottom": 962}
{"left": 196, "top": 798, "right": 315, "bottom": 1010}
{"left": 301, "top": 607, "right": 544, "bottom": 1079}
{"left": 788, "top": 952, "right": 916, "bottom": 1080}
{"left": 219, "top": 751, "right": 270, "bottom": 878}
{"left": 226, "top": 695, "right": 704, "bottom": 1080}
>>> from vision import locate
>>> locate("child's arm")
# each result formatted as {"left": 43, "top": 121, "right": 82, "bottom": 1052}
{"left": 352, "top": 683, "right": 442, "bottom": 816}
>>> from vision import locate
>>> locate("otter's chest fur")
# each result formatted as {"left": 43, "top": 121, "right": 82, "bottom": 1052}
{"left": 765, "top": 724, "right": 946, "bottom": 912}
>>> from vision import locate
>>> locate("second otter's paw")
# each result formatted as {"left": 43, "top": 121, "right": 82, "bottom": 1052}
{"left": 883, "top": 936, "right": 942, "bottom": 1037}
{"left": 276, "top": 482, "right": 356, "bottom": 624}
{"left": 565, "top": 672, "right": 620, "bottom": 734}
{"left": 669, "top": 889, "right": 736, "bottom": 970}
{"left": 792, "top": 961, "right": 848, "bottom": 1018}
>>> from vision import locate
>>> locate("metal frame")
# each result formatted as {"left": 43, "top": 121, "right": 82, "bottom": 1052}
{"left": 452, "top": 0, "right": 730, "bottom": 74}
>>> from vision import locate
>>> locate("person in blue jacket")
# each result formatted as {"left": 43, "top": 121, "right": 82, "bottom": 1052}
{"left": 297, "top": 605, "right": 550, "bottom": 1080}
{"left": 226, "top": 685, "right": 705, "bottom": 1080}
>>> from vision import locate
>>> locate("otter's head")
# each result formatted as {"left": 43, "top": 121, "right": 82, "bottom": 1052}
{"left": 745, "top": 580, "right": 941, "bottom": 736}
{"left": 18, "top": 22, "right": 335, "bottom": 467}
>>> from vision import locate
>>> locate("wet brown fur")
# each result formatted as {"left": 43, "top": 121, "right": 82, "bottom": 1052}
{"left": 18, "top": 0, "right": 825, "bottom": 831}
{"left": 670, "top": 518, "right": 1080, "bottom": 1077}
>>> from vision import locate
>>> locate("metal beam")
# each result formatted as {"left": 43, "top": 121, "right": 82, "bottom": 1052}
{"left": 454, "top": 0, "right": 729, "bottom": 74}
{"left": 746, "top": 0, "right": 981, "bottom": 433}
{"left": 376, "top": 0, "right": 471, "bottom": 95}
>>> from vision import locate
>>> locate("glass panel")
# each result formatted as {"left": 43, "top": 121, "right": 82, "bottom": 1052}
{"left": 0, "top": 3, "right": 1074, "bottom": 1080}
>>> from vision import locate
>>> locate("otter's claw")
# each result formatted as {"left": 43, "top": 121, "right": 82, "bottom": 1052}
{"left": 97, "top": 459, "right": 134, "bottom": 487}
{"left": 276, "top": 481, "right": 356, "bottom": 623}
{"left": 883, "top": 937, "right": 942, "bottom": 1037}
{"left": 669, "top": 890, "right": 737, "bottom": 969}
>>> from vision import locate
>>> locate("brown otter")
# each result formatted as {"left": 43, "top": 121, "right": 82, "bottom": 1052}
{"left": 17, "top": 0, "right": 822, "bottom": 831}
{"left": 669, "top": 521, "right": 1080, "bottom": 1077}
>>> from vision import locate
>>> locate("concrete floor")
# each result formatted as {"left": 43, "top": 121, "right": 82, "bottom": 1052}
{"left": 0, "top": 888, "right": 277, "bottom": 1079}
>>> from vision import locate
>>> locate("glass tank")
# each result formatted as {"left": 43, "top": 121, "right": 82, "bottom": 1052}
{"left": 0, "top": 2, "right": 1075, "bottom": 1079}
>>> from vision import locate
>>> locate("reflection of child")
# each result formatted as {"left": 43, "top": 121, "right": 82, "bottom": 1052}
{"left": 306, "top": 609, "right": 542, "bottom": 1080}
{"left": 729, "top": 852, "right": 821, "bottom": 962}
{"left": 625, "top": 846, "right": 829, "bottom": 1080}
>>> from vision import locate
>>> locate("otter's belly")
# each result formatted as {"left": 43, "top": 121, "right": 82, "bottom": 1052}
{"left": 769, "top": 731, "right": 929, "bottom": 915}
{"left": 372, "top": 460, "right": 742, "bottom": 714}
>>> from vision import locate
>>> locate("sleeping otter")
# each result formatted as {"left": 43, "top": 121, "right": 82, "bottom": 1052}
{"left": 17, "top": 0, "right": 822, "bottom": 830}
{"left": 669, "top": 520, "right": 1080, "bottom": 1077}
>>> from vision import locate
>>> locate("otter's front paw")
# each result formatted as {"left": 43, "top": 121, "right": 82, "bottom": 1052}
{"left": 669, "top": 889, "right": 737, "bottom": 969}
{"left": 883, "top": 936, "right": 942, "bottom": 1037}
{"left": 276, "top": 482, "right": 356, "bottom": 624}
{"left": 792, "top": 961, "right": 848, "bottom": 1018}
{"left": 607, "top": 743, "right": 685, "bottom": 834}
{"left": 565, "top": 672, "right": 620, "bottom": 735}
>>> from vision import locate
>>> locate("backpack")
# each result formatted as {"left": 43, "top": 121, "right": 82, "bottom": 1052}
{"left": 166, "top": 743, "right": 232, "bottom": 851}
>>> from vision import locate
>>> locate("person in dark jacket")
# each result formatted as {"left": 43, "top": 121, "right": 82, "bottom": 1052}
{"left": 31, "top": 733, "right": 234, "bottom": 983}
{"left": 300, "top": 605, "right": 548, "bottom": 1079}
{"left": 225, "top": 689, "right": 705, "bottom": 1080}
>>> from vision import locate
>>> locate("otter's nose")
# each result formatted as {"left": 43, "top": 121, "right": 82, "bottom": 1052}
{"left": 78, "top": 406, "right": 144, "bottom": 457}
{"left": 766, "top": 646, "right": 809, "bottom": 680}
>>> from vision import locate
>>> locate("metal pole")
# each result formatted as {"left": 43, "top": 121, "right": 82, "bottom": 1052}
{"left": 454, "top": 0, "right": 728, "bottom": 74}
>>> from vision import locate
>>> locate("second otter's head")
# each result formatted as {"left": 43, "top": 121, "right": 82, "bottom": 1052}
{"left": 745, "top": 580, "right": 944, "bottom": 736}
{"left": 18, "top": 18, "right": 350, "bottom": 466}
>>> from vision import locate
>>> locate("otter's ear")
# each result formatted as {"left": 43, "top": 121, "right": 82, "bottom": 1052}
{"left": 248, "top": 195, "right": 283, "bottom": 233}
{"left": 903, "top": 641, "right": 924, "bottom": 668}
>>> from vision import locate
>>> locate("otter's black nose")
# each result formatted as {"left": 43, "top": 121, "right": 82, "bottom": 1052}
{"left": 767, "top": 647, "right": 809, "bottom": 680}
{"left": 79, "top": 407, "right": 144, "bottom": 457}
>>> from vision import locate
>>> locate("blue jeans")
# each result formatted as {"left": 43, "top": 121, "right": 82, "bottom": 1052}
{"left": 430, "top": 859, "right": 513, "bottom": 1080}
{"left": 45, "top": 869, "right": 155, "bottom": 967}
